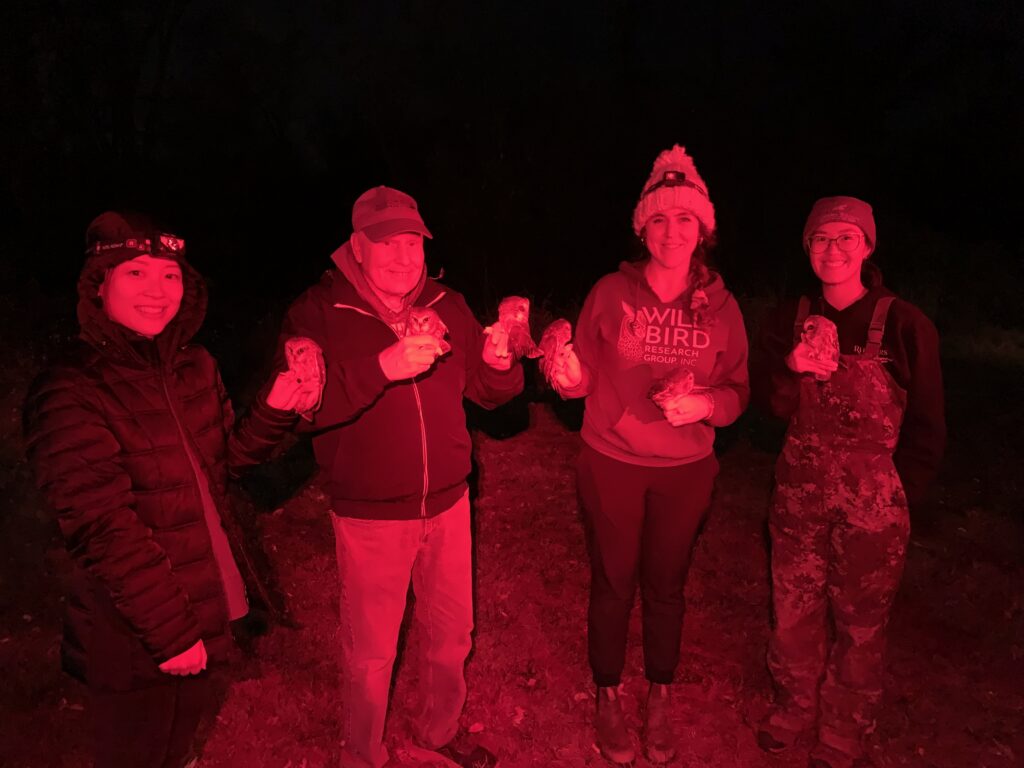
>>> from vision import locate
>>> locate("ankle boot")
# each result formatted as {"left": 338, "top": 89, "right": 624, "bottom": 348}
{"left": 595, "top": 686, "right": 635, "bottom": 765}
{"left": 643, "top": 683, "right": 676, "bottom": 763}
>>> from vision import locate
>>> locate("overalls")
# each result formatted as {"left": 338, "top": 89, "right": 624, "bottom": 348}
{"left": 767, "top": 296, "right": 910, "bottom": 760}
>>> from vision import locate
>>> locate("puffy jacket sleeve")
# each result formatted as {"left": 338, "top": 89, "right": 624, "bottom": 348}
{"left": 23, "top": 369, "right": 201, "bottom": 664}
{"left": 218, "top": 361, "right": 299, "bottom": 479}
{"left": 457, "top": 293, "right": 524, "bottom": 410}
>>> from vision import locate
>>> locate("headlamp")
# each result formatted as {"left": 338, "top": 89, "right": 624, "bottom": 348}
{"left": 642, "top": 170, "right": 708, "bottom": 199}
{"left": 87, "top": 233, "right": 186, "bottom": 257}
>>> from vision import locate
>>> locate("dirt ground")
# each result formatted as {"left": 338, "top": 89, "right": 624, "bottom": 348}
{"left": 1, "top": 363, "right": 1022, "bottom": 768}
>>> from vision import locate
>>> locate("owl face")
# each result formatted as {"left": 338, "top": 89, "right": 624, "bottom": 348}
{"left": 801, "top": 314, "right": 839, "bottom": 364}
{"left": 498, "top": 296, "right": 530, "bottom": 326}
{"left": 407, "top": 307, "right": 448, "bottom": 338}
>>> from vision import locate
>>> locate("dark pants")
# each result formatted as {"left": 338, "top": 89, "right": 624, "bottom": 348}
{"left": 91, "top": 674, "right": 211, "bottom": 768}
{"left": 578, "top": 444, "right": 718, "bottom": 686}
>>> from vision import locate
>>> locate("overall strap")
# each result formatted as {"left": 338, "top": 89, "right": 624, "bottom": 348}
{"left": 864, "top": 296, "right": 896, "bottom": 357}
{"left": 793, "top": 296, "right": 811, "bottom": 345}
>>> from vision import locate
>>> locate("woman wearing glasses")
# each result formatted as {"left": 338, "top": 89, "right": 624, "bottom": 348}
{"left": 548, "top": 146, "right": 750, "bottom": 764}
{"left": 755, "top": 197, "right": 945, "bottom": 768}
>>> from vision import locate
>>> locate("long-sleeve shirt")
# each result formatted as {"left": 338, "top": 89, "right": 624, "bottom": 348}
{"left": 755, "top": 285, "right": 945, "bottom": 507}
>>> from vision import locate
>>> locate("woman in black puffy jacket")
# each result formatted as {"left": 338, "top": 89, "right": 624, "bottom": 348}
{"left": 23, "top": 211, "right": 317, "bottom": 768}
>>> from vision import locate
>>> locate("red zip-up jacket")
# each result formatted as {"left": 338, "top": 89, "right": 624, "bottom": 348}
{"left": 277, "top": 265, "right": 524, "bottom": 520}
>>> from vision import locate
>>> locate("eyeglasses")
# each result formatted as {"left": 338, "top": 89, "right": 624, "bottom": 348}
{"left": 806, "top": 233, "right": 863, "bottom": 253}
{"left": 87, "top": 233, "right": 186, "bottom": 257}
{"left": 643, "top": 170, "right": 708, "bottom": 199}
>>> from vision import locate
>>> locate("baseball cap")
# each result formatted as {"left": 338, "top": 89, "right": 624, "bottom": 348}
{"left": 352, "top": 186, "right": 433, "bottom": 242}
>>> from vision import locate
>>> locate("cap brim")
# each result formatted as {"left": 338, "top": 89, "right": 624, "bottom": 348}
{"left": 362, "top": 219, "right": 433, "bottom": 242}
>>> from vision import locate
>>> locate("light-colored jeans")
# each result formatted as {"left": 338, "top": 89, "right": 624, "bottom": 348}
{"left": 332, "top": 492, "right": 473, "bottom": 768}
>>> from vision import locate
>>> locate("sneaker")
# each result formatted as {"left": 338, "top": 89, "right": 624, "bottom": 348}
{"left": 642, "top": 683, "right": 675, "bottom": 764}
{"left": 595, "top": 686, "right": 635, "bottom": 765}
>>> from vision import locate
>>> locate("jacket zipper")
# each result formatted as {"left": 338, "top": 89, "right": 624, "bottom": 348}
{"left": 360, "top": 315, "right": 432, "bottom": 520}
{"left": 410, "top": 380, "right": 430, "bottom": 518}
{"left": 159, "top": 366, "right": 232, "bottom": 609}
{"left": 333, "top": 304, "right": 433, "bottom": 517}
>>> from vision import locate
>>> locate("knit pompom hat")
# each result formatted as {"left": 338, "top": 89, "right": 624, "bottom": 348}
{"left": 632, "top": 145, "right": 715, "bottom": 236}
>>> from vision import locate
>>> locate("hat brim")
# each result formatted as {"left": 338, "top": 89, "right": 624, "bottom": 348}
{"left": 361, "top": 219, "right": 433, "bottom": 242}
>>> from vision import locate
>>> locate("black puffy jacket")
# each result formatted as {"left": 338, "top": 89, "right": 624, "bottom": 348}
{"left": 23, "top": 250, "right": 293, "bottom": 690}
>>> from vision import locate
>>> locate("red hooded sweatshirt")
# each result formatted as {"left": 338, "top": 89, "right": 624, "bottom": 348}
{"left": 564, "top": 260, "right": 749, "bottom": 466}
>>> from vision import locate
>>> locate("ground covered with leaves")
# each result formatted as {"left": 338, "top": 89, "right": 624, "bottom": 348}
{"left": 2, "top": 358, "right": 1022, "bottom": 767}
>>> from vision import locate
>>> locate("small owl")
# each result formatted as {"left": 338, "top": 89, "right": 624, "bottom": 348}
{"left": 539, "top": 318, "right": 573, "bottom": 383}
{"left": 801, "top": 314, "right": 840, "bottom": 381}
{"left": 406, "top": 306, "right": 452, "bottom": 354}
{"left": 647, "top": 368, "right": 695, "bottom": 410}
{"left": 284, "top": 337, "right": 326, "bottom": 411}
{"left": 495, "top": 296, "right": 541, "bottom": 359}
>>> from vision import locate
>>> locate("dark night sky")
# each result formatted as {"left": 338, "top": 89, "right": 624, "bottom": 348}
{"left": 2, "top": 0, "right": 1022, "bottom": 329}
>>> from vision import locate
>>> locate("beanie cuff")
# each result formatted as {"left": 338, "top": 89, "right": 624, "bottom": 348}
{"left": 632, "top": 187, "right": 716, "bottom": 235}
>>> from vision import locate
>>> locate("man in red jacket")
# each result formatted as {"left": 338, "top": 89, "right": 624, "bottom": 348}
{"left": 276, "top": 186, "right": 524, "bottom": 768}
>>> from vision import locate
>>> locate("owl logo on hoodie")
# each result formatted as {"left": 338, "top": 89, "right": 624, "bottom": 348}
{"left": 617, "top": 301, "right": 647, "bottom": 362}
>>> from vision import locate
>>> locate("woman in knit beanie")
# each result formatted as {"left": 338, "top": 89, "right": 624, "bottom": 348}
{"left": 754, "top": 197, "right": 945, "bottom": 768}
{"left": 547, "top": 147, "right": 750, "bottom": 764}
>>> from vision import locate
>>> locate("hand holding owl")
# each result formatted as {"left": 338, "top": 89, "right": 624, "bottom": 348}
{"left": 786, "top": 315, "right": 840, "bottom": 380}
{"left": 267, "top": 337, "right": 327, "bottom": 418}
{"left": 483, "top": 296, "right": 541, "bottom": 368}
{"left": 539, "top": 318, "right": 581, "bottom": 392}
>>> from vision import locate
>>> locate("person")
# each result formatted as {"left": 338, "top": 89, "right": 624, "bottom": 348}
{"left": 273, "top": 185, "right": 524, "bottom": 768}
{"left": 754, "top": 197, "right": 946, "bottom": 768}
{"left": 23, "top": 211, "right": 318, "bottom": 768}
{"left": 548, "top": 146, "right": 750, "bottom": 764}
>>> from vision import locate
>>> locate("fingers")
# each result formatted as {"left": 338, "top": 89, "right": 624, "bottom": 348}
{"left": 402, "top": 336, "right": 444, "bottom": 368}
{"left": 379, "top": 336, "right": 445, "bottom": 380}
{"left": 548, "top": 346, "right": 582, "bottom": 388}
{"left": 803, "top": 359, "right": 838, "bottom": 376}
{"left": 158, "top": 640, "right": 207, "bottom": 676}
{"left": 487, "top": 325, "right": 510, "bottom": 358}
{"left": 661, "top": 394, "right": 686, "bottom": 412}
{"left": 788, "top": 351, "right": 838, "bottom": 376}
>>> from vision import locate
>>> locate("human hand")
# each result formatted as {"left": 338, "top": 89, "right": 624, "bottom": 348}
{"left": 379, "top": 335, "right": 446, "bottom": 381}
{"left": 482, "top": 323, "right": 513, "bottom": 370}
{"left": 158, "top": 639, "right": 207, "bottom": 676}
{"left": 785, "top": 341, "right": 839, "bottom": 378}
{"left": 549, "top": 345, "right": 583, "bottom": 390}
{"left": 266, "top": 370, "right": 323, "bottom": 412}
{"left": 663, "top": 393, "right": 713, "bottom": 426}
